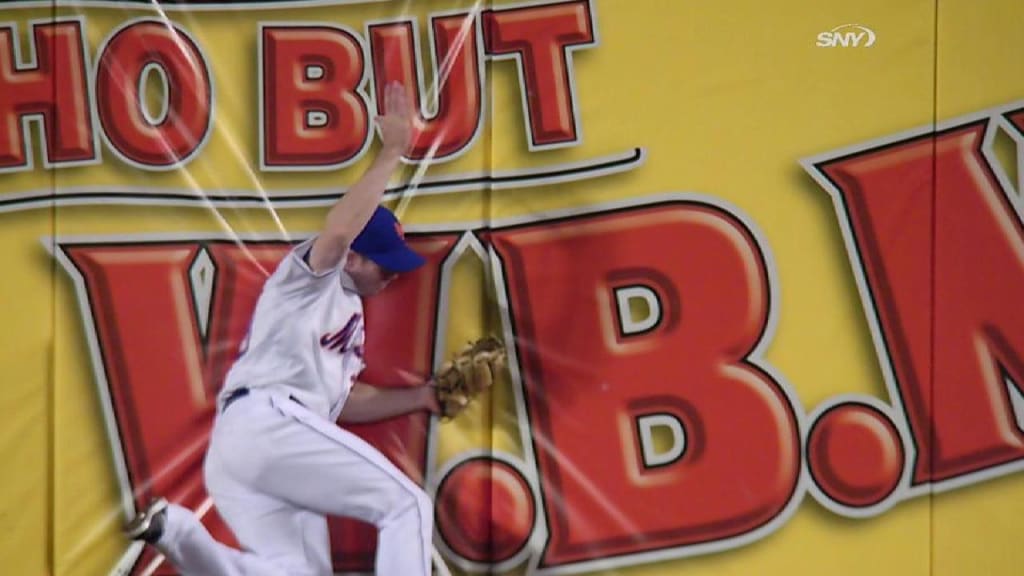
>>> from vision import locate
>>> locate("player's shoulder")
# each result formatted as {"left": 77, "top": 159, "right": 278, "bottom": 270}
{"left": 267, "top": 238, "right": 342, "bottom": 288}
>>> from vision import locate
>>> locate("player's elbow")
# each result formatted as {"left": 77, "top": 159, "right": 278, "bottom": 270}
{"left": 307, "top": 234, "right": 351, "bottom": 273}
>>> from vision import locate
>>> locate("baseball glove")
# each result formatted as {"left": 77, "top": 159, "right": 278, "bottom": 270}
{"left": 434, "top": 336, "right": 506, "bottom": 419}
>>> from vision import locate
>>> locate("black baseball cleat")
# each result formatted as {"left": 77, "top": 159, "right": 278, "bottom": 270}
{"left": 125, "top": 498, "right": 168, "bottom": 544}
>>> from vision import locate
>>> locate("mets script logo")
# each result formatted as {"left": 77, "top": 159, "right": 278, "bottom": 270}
{"left": 816, "top": 24, "right": 877, "bottom": 48}
{"left": 320, "top": 314, "right": 364, "bottom": 355}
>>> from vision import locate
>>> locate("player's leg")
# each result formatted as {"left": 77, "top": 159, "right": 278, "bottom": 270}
{"left": 203, "top": 394, "right": 335, "bottom": 575}
{"left": 126, "top": 500, "right": 288, "bottom": 576}
{"left": 272, "top": 398, "right": 434, "bottom": 576}
{"left": 205, "top": 465, "right": 333, "bottom": 576}
{"left": 267, "top": 411, "right": 433, "bottom": 576}
{"left": 212, "top": 390, "right": 433, "bottom": 575}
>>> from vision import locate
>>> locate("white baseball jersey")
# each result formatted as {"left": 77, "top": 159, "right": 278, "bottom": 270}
{"left": 220, "top": 238, "right": 366, "bottom": 421}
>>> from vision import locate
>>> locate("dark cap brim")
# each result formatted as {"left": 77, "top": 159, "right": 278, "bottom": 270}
{"left": 364, "top": 244, "right": 426, "bottom": 273}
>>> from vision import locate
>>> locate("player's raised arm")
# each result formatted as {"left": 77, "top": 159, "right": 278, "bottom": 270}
{"left": 307, "top": 82, "right": 413, "bottom": 273}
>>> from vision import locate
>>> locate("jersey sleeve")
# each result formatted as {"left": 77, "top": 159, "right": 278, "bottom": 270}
{"left": 265, "top": 237, "right": 343, "bottom": 298}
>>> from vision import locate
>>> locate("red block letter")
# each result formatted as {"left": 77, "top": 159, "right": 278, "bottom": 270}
{"left": 60, "top": 234, "right": 457, "bottom": 574}
{"left": 261, "top": 26, "right": 370, "bottom": 169}
{"left": 482, "top": 0, "right": 595, "bottom": 149}
{"left": 0, "top": 20, "right": 95, "bottom": 170}
{"left": 490, "top": 202, "right": 801, "bottom": 568}
{"left": 96, "top": 21, "right": 212, "bottom": 168}
{"left": 369, "top": 15, "right": 483, "bottom": 161}
{"left": 814, "top": 117, "right": 1024, "bottom": 486}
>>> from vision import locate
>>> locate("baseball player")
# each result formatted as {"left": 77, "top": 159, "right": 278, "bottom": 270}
{"left": 124, "top": 82, "right": 440, "bottom": 575}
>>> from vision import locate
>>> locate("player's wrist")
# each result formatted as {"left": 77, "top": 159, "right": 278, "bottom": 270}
{"left": 419, "top": 384, "right": 441, "bottom": 415}
{"left": 379, "top": 143, "right": 403, "bottom": 157}
{"left": 371, "top": 147, "right": 404, "bottom": 171}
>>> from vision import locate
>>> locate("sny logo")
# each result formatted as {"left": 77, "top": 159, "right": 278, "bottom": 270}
{"left": 816, "top": 24, "right": 876, "bottom": 48}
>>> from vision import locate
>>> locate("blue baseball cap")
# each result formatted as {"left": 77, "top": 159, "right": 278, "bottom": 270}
{"left": 351, "top": 206, "right": 425, "bottom": 273}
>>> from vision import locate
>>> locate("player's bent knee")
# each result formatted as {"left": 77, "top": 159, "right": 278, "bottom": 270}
{"left": 379, "top": 484, "right": 431, "bottom": 525}
{"left": 413, "top": 488, "right": 432, "bottom": 517}
{"left": 409, "top": 487, "right": 433, "bottom": 526}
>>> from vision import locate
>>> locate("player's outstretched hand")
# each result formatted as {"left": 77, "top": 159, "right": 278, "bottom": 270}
{"left": 379, "top": 82, "right": 413, "bottom": 156}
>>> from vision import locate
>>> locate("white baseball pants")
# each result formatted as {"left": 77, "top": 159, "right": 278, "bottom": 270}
{"left": 155, "top": 388, "right": 434, "bottom": 576}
